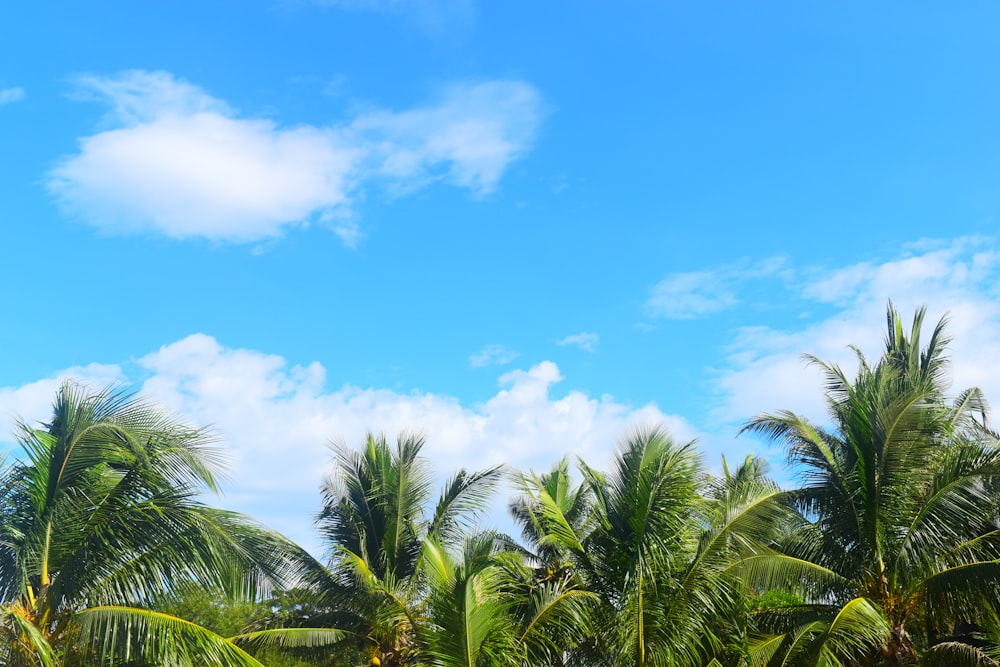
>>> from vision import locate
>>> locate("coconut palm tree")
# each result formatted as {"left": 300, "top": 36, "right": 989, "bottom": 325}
{"left": 514, "top": 427, "right": 792, "bottom": 667}
{"left": 306, "top": 432, "right": 504, "bottom": 666}
{"left": 741, "top": 305, "right": 1000, "bottom": 666}
{"left": 0, "top": 381, "right": 303, "bottom": 666}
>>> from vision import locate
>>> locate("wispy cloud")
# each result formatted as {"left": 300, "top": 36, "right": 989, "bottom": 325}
{"left": 644, "top": 257, "right": 787, "bottom": 320}
{"left": 0, "top": 87, "right": 25, "bottom": 105}
{"left": 48, "top": 70, "right": 544, "bottom": 245}
{"left": 302, "top": 0, "right": 476, "bottom": 36}
{"left": 469, "top": 344, "right": 519, "bottom": 368}
{"left": 713, "top": 237, "right": 1000, "bottom": 427}
{"left": 556, "top": 332, "right": 599, "bottom": 353}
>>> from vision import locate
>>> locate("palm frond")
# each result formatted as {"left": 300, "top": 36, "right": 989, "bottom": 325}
{"left": 925, "top": 641, "right": 1000, "bottom": 667}
{"left": 230, "top": 626, "right": 353, "bottom": 650}
{"left": 429, "top": 465, "right": 504, "bottom": 545}
{"left": 0, "top": 606, "right": 57, "bottom": 667}
{"left": 812, "top": 597, "right": 890, "bottom": 667}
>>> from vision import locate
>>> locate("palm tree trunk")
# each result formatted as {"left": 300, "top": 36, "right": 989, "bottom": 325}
{"left": 882, "top": 623, "right": 918, "bottom": 666}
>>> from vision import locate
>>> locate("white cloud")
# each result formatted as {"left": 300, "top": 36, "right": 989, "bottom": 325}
{"left": 469, "top": 344, "right": 519, "bottom": 368}
{"left": 714, "top": 238, "right": 1000, "bottom": 429}
{"left": 557, "top": 332, "right": 599, "bottom": 353}
{"left": 48, "top": 70, "right": 543, "bottom": 244}
{"left": 353, "top": 80, "right": 541, "bottom": 195}
{"left": 71, "top": 71, "right": 230, "bottom": 125}
{"left": 0, "top": 87, "right": 25, "bottom": 105}
{"left": 0, "top": 335, "right": 693, "bottom": 555}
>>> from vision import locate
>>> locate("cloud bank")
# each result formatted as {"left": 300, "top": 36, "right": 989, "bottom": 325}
{"left": 0, "top": 335, "right": 686, "bottom": 553}
{"left": 48, "top": 70, "right": 544, "bottom": 245}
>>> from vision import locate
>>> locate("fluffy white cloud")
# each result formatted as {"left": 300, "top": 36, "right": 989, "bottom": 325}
{"left": 0, "top": 87, "right": 25, "bottom": 105}
{"left": 48, "top": 71, "right": 543, "bottom": 245}
{"left": 714, "top": 238, "right": 1000, "bottom": 427}
{"left": 556, "top": 332, "right": 599, "bottom": 353}
{"left": 0, "top": 335, "right": 689, "bottom": 555}
{"left": 469, "top": 344, "right": 520, "bottom": 368}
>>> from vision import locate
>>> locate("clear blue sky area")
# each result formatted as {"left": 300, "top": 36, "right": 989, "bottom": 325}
{"left": 3, "top": 2, "right": 1000, "bottom": 550}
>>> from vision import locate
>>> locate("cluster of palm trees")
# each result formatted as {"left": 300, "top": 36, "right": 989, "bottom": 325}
{"left": 3, "top": 305, "right": 1000, "bottom": 666}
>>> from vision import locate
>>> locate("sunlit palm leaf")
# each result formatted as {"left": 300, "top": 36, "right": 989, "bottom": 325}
{"left": 77, "top": 606, "right": 266, "bottom": 667}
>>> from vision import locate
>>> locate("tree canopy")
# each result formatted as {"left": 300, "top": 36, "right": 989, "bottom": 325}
{"left": 4, "top": 304, "right": 999, "bottom": 667}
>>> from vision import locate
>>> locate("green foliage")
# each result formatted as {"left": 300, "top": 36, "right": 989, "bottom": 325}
{"left": 748, "top": 589, "right": 804, "bottom": 611}
{"left": 153, "top": 586, "right": 265, "bottom": 638}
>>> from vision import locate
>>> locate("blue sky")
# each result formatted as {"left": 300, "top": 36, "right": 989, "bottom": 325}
{"left": 4, "top": 1, "right": 1000, "bottom": 552}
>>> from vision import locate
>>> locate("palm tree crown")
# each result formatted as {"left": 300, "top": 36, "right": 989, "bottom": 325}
{"left": 512, "top": 427, "right": 791, "bottom": 667}
{"left": 742, "top": 305, "right": 1000, "bottom": 666}
{"left": 0, "top": 381, "right": 301, "bottom": 666}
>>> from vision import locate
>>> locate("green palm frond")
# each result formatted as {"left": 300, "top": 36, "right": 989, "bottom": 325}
{"left": 515, "top": 582, "right": 597, "bottom": 665}
{"left": 740, "top": 304, "right": 1000, "bottom": 665}
{"left": 925, "top": 641, "right": 1000, "bottom": 667}
{"left": 77, "top": 605, "right": 266, "bottom": 667}
{"left": 812, "top": 598, "right": 890, "bottom": 667}
{"left": 746, "top": 633, "right": 785, "bottom": 667}
{"left": 731, "top": 551, "right": 851, "bottom": 601}
{"left": 423, "top": 535, "right": 518, "bottom": 667}
{"left": 510, "top": 460, "right": 591, "bottom": 561}
{"left": 429, "top": 465, "right": 504, "bottom": 545}
{"left": 230, "top": 626, "right": 353, "bottom": 650}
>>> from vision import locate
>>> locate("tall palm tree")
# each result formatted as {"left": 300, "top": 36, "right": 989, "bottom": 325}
{"left": 0, "top": 381, "right": 302, "bottom": 666}
{"left": 742, "top": 305, "right": 1000, "bottom": 666}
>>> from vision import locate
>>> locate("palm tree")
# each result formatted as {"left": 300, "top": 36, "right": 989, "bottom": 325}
{"left": 515, "top": 427, "right": 791, "bottom": 667}
{"left": 741, "top": 305, "right": 1000, "bottom": 666}
{"left": 0, "top": 381, "right": 303, "bottom": 666}
{"left": 306, "top": 432, "right": 504, "bottom": 666}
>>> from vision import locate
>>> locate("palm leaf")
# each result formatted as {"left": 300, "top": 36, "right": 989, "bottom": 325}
{"left": 231, "top": 626, "right": 353, "bottom": 650}
{"left": 77, "top": 605, "right": 267, "bottom": 667}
